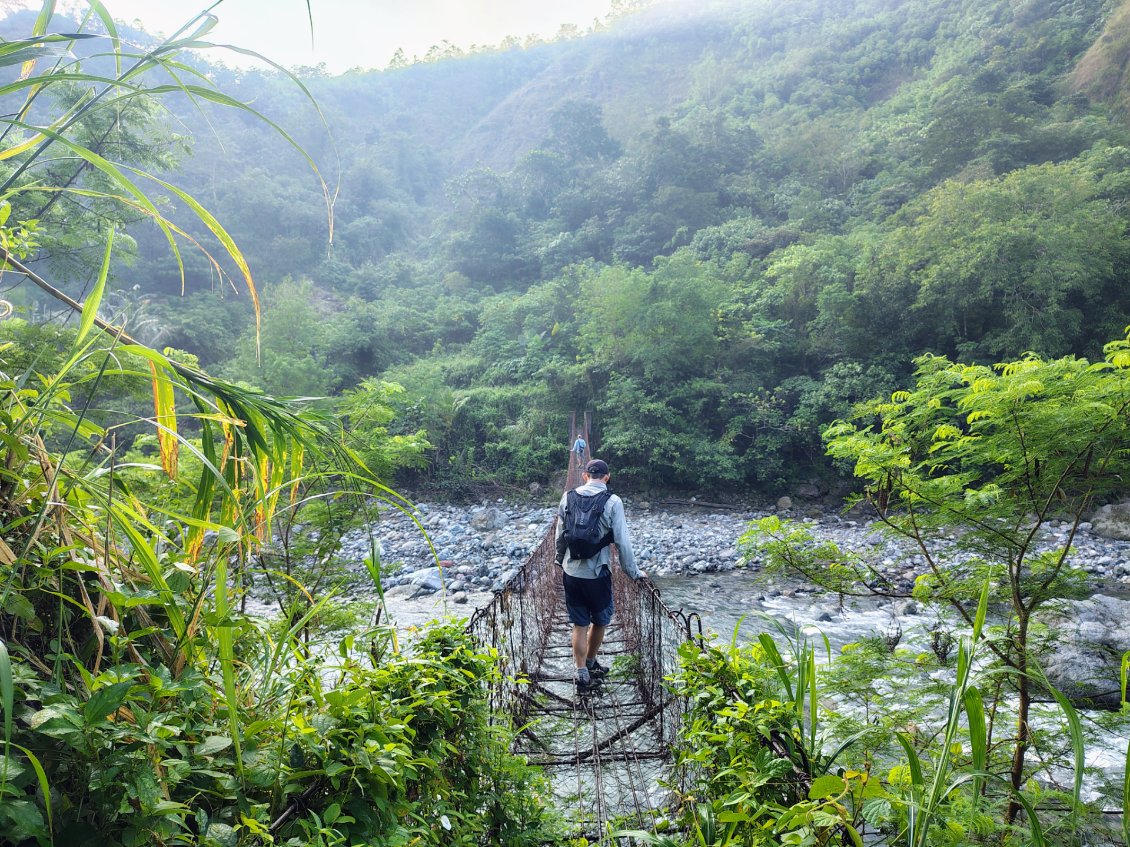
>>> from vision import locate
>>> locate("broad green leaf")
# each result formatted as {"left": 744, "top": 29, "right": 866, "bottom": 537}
{"left": 716, "top": 810, "right": 749, "bottom": 822}
{"left": 1, "top": 799, "right": 44, "bottom": 839}
{"left": 195, "top": 736, "right": 233, "bottom": 757}
{"left": 83, "top": 680, "right": 133, "bottom": 723}
{"left": 2, "top": 593, "right": 35, "bottom": 622}
{"left": 809, "top": 774, "right": 847, "bottom": 800}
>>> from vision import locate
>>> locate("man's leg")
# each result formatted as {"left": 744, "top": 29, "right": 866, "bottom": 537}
{"left": 572, "top": 624, "right": 590, "bottom": 671}
{"left": 586, "top": 623, "right": 606, "bottom": 662}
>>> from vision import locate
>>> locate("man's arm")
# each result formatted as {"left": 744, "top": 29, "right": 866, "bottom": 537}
{"left": 554, "top": 498, "right": 568, "bottom": 567}
{"left": 609, "top": 497, "right": 643, "bottom": 580}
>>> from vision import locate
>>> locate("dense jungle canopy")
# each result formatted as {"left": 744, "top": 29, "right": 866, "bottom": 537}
{"left": 7, "top": 0, "right": 1130, "bottom": 493}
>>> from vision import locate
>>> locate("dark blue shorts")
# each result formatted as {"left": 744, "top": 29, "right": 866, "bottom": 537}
{"left": 563, "top": 572, "right": 614, "bottom": 627}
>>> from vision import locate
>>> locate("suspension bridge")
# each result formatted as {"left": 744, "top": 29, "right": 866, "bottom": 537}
{"left": 468, "top": 413, "right": 704, "bottom": 843}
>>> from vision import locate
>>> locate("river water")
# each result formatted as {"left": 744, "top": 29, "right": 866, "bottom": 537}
{"left": 652, "top": 569, "right": 909, "bottom": 650}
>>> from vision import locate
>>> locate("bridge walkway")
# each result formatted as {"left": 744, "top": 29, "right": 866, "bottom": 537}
{"left": 468, "top": 412, "right": 702, "bottom": 843}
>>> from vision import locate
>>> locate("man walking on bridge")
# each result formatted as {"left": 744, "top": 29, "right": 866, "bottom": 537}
{"left": 571, "top": 434, "right": 587, "bottom": 466}
{"left": 555, "top": 458, "right": 646, "bottom": 696}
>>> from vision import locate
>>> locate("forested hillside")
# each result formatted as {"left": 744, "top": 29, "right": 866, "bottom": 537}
{"left": 9, "top": 0, "right": 1130, "bottom": 493}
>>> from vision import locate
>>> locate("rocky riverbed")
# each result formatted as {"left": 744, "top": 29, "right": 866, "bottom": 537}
{"left": 311, "top": 495, "right": 1130, "bottom": 708}
{"left": 334, "top": 496, "right": 1130, "bottom": 596}
{"left": 246, "top": 492, "right": 1130, "bottom": 709}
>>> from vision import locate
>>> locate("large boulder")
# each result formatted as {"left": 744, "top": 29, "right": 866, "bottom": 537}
{"left": 470, "top": 506, "right": 507, "bottom": 532}
{"left": 795, "top": 482, "right": 822, "bottom": 499}
{"left": 1089, "top": 502, "right": 1130, "bottom": 540}
{"left": 1042, "top": 595, "right": 1130, "bottom": 709}
{"left": 404, "top": 567, "right": 446, "bottom": 596}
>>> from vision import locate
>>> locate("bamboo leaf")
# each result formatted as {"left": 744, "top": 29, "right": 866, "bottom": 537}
{"left": 807, "top": 647, "right": 818, "bottom": 755}
{"left": 128, "top": 168, "right": 259, "bottom": 350}
{"left": 963, "top": 686, "right": 986, "bottom": 809}
{"left": 6, "top": 120, "right": 186, "bottom": 282}
{"left": 173, "top": 40, "right": 337, "bottom": 241}
{"left": 757, "top": 633, "right": 794, "bottom": 701}
{"left": 213, "top": 548, "right": 244, "bottom": 779}
{"left": 0, "top": 639, "right": 12, "bottom": 746}
{"left": 148, "top": 361, "right": 179, "bottom": 478}
{"left": 1036, "top": 668, "right": 1084, "bottom": 817}
{"left": 187, "top": 414, "right": 219, "bottom": 561}
{"left": 260, "top": 588, "right": 338, "bottom": 693}
{"left": 0, "top": 43, "right": 69, "bottom": 69}
{"left": 109, "top": 507, "right": 187, "bottom": 644}
{"left": 1007, "top": 789, "right": 1046, "bottom": 847}
{"left": 894, "top": 731, "right": 924, "bottom": 846}
{"left": 20, "top": 1, "right": 57, "bottom": 80}
{"left": 82, "top": 0, "right": 120, "bottom": 75}
{"left": 895, "top": 731, "right": 924, "bottom": 790}
{"left": 75, "top": 227, "right": 112, "bottom": 346}
{"left": 11, "top": 744, "right": 51, "bottom": 836}
{"left": 0, "top": 129, "right": 50, "bottom": 161}
{"left": 0, "top": 65, "right": 114, "bottom": 100}
{"left": 972, "top": 573, "right": 990, "bottom": 643}
{"left": 1123, "top": 731, "right": 1130, "bottom": 847}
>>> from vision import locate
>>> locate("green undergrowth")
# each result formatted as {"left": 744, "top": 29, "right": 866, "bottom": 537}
{"left": 624, "top": 621, "right": 1119, "bottom": 847}
{"left": 0, "top": 617, "right": 558, "bottom": 846}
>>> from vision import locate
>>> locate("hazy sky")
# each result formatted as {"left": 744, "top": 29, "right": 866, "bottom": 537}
{"left": 52, "top": 0, "right": 617, "bottom": 72}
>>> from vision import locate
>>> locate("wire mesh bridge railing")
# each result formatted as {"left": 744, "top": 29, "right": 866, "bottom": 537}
{"left": 467, "top": 413, "right": 703, "bottom": 842}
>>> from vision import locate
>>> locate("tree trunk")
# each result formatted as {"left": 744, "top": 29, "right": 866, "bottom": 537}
{"left": 1004, "top": 614, "right": 1031, "bottom": 825}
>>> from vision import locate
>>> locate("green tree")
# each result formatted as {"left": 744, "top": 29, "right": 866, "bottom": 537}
{"left": 754, "top": 343, "right": 1130, "bottom": 827}
{"left": 546, "top": 99, "right": 620, "bottom": 164}
{"left": 222, "top": 278, "right": 340, "bottom": 397}
{"left": 863, "top": 157, "right": 1127, "bottom": 360}
{"left": 576, "top": 253, "right": 728, "bottom": 388}
{"left": 338, "top": 379, "right": 431, "bottom": 480}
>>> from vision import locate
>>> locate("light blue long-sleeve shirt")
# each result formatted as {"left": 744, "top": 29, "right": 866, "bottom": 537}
{"left": 554, "top": 480, "right": 640, "bottom": 580}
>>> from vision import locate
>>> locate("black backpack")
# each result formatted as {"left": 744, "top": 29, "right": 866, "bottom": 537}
{"left": 563, "top": 489, "right": 615, "bottom": 560}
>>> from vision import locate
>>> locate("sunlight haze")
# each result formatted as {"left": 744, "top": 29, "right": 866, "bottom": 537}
{"left": 50, "top": 0, "right": 617, "bottom": 71}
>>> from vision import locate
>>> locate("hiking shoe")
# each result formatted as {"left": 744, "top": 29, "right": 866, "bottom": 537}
{"left": 586, "top": 660, "right": 609, "bottom": 679}
{"left": 576, "top": 674, "right": 594, "bottom": 697}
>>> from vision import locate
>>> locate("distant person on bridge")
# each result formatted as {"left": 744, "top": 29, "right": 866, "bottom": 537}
{"left": 571, "top": 435, "right": 587, "bottom": 465}
{"left": 554, "top": 458, "right": 646, "bottom": 696}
